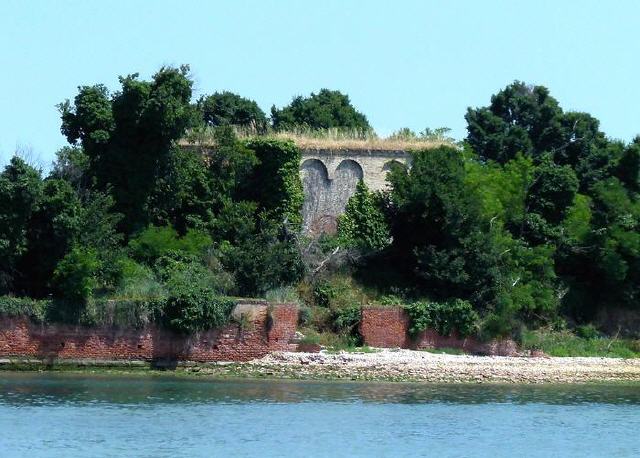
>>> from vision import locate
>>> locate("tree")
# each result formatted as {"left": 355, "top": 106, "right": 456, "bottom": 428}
{"left": 17, "top": 178, "right": 82, "bottom": 297}
{"left": 338, "top": 181, "right": 390, "bottom": 251}
{"left": 0, "top": 158, "right": 42, "bottom": 293}
{"left": 465, "top": 81, "right": 564, "bottom": 163}
{"left": 387, "top": 146, "right": 500, "bottom": 305}
{"left": 197, "top": 91, "right": 267, "bottom": 132}
{"left": 616, "top": 137, "right": 640, "bottom": 193}
{"left": 58, "top": 65, "right": 197, "bottom": 234}
{"left": 271, "top": 89, "right": 370, "bottom": 131}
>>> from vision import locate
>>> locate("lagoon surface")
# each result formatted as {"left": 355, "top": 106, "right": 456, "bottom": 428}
{"left": 0, "top": 373, "right": 639, "bottom": 457}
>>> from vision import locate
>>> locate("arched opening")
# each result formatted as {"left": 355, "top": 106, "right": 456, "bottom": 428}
{"left": 300, "top": 159, "right": 332, "bottom": 234}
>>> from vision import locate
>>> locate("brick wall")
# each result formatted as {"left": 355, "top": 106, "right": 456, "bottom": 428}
{"left": 360, "top": 306, "right": 518, "bottom": 356}
{"left": 0, "top": 302, "right": 298, "bottom": 362}
{"left": 359, "top": 307, "right": 411, "bottom": 348}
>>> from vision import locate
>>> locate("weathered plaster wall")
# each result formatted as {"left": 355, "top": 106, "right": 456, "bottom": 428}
{"left": 300, "top": 149, "right": 410, "bottom": 234}
{"left": 0, "top": 303, "right": 299, "bottom": 362}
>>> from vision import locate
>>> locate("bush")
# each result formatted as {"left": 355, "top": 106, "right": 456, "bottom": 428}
{"left": 521, "top": 328, "right": 640, "bottom": 358}
{"left": 575, "top": 324, "right": 600, "bottom": 340}
{"left": 155, "top": 251, "right": 232, "bottom": 294}
{"left": 0, "top": 296, "right": 52, "bottom": 322}
{"left": 405, "top": 299, "right": 479, "bottom": 338}
{"left": 115, "top": 258, "right": 165, "bottom": 299}
{"left": 265, "top": 286, "right": 301, "bottom": 304}
{"left": 298, "top": 306, "right": 313, "bottom": 326}
{"left": 162, "top": 284, "right": 235, "bottom": 334}
{"left": 129, "top": 226, "right": 212, "bottom": 264}
{"left": 337, "top": 181, "right": 390, "bottom": 251}
{"left": 53, "top": 247, "right": 100, "bottom": 303}
{"left": 331, "top": 305, "right": 361, "bottom": 334}
{"left": 81, "top": 297, "right": 162, "bottom": 328}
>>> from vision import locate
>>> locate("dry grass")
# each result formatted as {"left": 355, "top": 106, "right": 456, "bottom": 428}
{"left": 180, "top": 126, "right": 454, "bottom": 151}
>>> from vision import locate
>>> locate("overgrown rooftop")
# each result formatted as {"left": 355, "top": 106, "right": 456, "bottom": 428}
{"left": 180, "top": 127, "right": 456, "bottom": 151}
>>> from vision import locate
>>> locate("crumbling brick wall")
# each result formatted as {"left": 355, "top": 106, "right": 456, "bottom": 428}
{"left": 0, "top": 302, "right": 298, "bottom": 362}
{"left": 360, "top": 306, "right": 517, "bottom": 356}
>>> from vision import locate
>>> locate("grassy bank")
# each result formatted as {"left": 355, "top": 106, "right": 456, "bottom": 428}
{"left": 521, "top": 329, "right": 640, "bottom": 358}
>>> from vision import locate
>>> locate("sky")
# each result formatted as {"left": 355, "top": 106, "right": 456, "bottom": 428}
{"left": 1, "top": 0, "right": 639, "bottom": 169}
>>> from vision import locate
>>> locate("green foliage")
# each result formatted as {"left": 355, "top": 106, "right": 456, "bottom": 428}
{"left": 387, "top": 146, "right": 500, "bottom": 304}
{"left": 562, "top": 194, "right": 592, "bottom": 242}
{"left": 197, "top": 91, "right": 268, "bottom": 132}
{"left": 0, "top": 157, "right": 42, "bottom": 293}
{"left": 265, "top": 286, "right": 301, "bottom": 304}
{"left": 521, "top": 328, "right": 640, "bottom": 358}
{"left": 244, "top": 138, "right": 303, "bottom": 226}
{"left": 526, "top": 156, "right": 578, "bottom": 226}
{"left": 271, "top": 89, "right": 370, "bottom": 131}
{"left": 18, "top": 178, "right": 82, "bottom": 296}
{"left": 465, "top": 152, "right": 534, "bottom": 227}
{"left": 162, "top": 285, "right": 235, "bottom": 335}
{"left": 114, "top": 258, "right": 165, "bottom": 299}
{"left": 52, "top": 247, "right": 100, "bottom": 305}
{"left": 575, "top": 323, "right": 600, "bottom": 340}
{"left": 222, "top": 221, "right": 303, "bottom": 296}
{"left": 59, "top": 65, "right": 197, "bottom": 233}
{"left": 338, "top": 181, "right": 390, "bottom": 251}
{"left": 129, "top": 226, "right": 212, "bottom": 264}
{"left": 405, "top": 299, "right": 479, "bottom": 338}
{"left": 0, "top": 296, "right": 52, "bottom": 322}
{"left": 331, "top": 305, "right": 361, "bottom": 334}
{"left": 81, "top": 297, "right": 161, "bottom": 329}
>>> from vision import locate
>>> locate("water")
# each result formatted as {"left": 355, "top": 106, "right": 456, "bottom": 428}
{"left": 0, "top": 373, "right": 639, "bottom": 457}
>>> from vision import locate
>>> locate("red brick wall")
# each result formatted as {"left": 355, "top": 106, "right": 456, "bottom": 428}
{"left": 360, "top": 306, "right": 518, "bottom": 356}
{"left": 0, "top": 303, "right": 298, "bottom": 362}
{"left": 359, "top": 307, "right": 411, "bottom": 348}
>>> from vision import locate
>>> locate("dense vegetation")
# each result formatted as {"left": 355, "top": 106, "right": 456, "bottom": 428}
{"left": 1, "top": 69, "right": 638, "bottom": 353}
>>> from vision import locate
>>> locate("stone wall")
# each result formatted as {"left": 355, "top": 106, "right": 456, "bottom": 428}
{"left": 300, "top": 149, "right": 410, "bottom": 234}
{"left": 0, "top": 303, "right": 298, "bottom": 363}
{"left": 360, "top": 306, "right": 518, "bottom": 356}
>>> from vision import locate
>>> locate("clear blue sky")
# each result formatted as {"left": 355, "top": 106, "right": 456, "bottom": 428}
{"left": 1, "top": 0, "right": 639, "bottom": 168}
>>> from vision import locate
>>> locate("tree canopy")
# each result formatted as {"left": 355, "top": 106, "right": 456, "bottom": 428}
{"left": 271, "top": 89, "right": 370, "bottom": 131}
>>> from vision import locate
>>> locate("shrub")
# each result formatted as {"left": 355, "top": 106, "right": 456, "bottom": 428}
{"left": 405, "top": 299, "right": 479, "bottom": 338}
{"left": 81, "top": 297, "right": 162, "bottom": 328}
{"left": 162, "top": 284, "right": 235, "bottom": 334}
{"left": 331, "top": 305, "right": 361, "bottom": 334}
{"left": 0, "top": 296, "right": 52, "bottom": 322}
{"left": 265, "top": 286, "right": 301, "bottom": 304}
{"left": 53, "top": 247, "right": 100, "bottom": 303}
{"left": 129, "top": 226, "right": 212, "bottom": 264}
{"left": 521, "top": 328, "right": 640, "bottom": 358}
{"left": 155, "top": 251, "right": 232, "bottom": 294}
{"left": 298, "top": 306, "right": 313, "bottom": 326}
{"left": 115, "top": 258, "right": 165, "bottom": 299}
{"left": 337, "top": 181, "right": 390, "bottom": 251}
{"left": 575, "top": 324, "right": 601, "bottom": 340}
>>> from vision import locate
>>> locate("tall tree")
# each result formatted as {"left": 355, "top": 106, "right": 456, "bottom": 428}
{"left": 197, "top": 91, "right": 267, "bottom": 133}
{"left": 59, "top": 65, "right": 197, "bottom": 234}
{"left": 271, "top": 89, "right": 370, "bottom": 131}
{"left": 0, "top": 158, "right": 42, "bottom": 293}
{"left": 387, "top": 146, "right": 500, "bottom": 305}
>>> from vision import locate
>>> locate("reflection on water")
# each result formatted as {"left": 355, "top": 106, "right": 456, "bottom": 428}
{"left": 0, "top": 373, "right": 639, "bottom": 457}
{"left": 1, "top": 372, "right": 639, "bottom": 406}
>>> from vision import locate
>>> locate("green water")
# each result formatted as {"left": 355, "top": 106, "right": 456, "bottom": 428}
{"left": 0, "top": 372, "right": 639, "bottom": 457}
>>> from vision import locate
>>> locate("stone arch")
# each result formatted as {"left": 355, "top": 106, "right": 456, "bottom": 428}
{"left": 300, "top": 158, "right": 329, "bottom": 181}
{"left": 300, "top": 159, "right": 332, "bottom": 234}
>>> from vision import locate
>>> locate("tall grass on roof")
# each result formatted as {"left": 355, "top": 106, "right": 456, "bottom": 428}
{"left": 181, "top": 125, "right": 456, "bottom": 151}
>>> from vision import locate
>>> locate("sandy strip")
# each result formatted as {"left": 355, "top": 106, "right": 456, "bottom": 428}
{"left": 238, "top": 349, "right": 640, "bottom": 384}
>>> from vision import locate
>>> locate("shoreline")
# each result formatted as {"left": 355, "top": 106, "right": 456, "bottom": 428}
{"left": 2, "top": 349, "right": 640, "bottom": 384}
